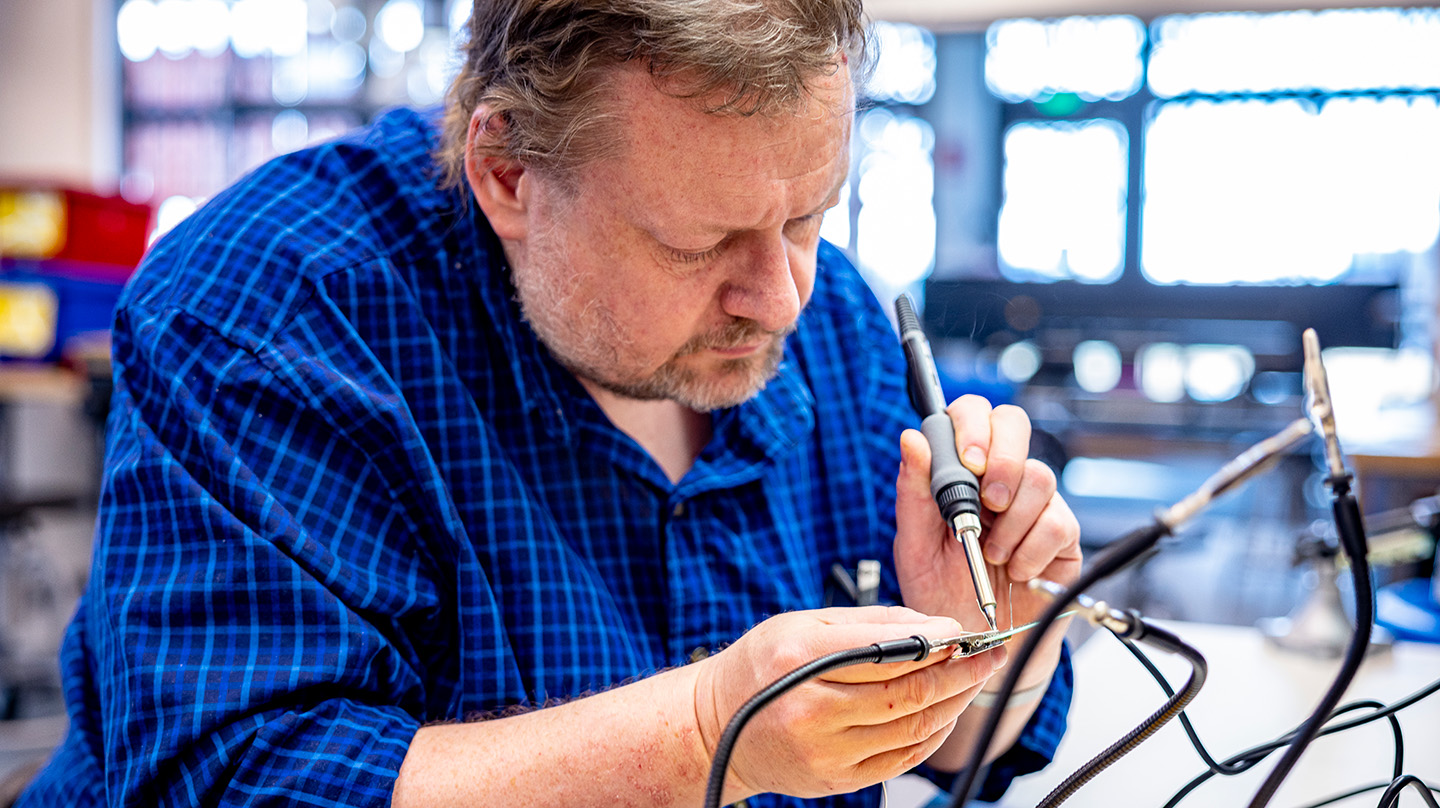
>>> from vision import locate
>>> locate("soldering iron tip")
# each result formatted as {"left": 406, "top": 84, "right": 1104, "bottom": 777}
{"left": 983, "top": 605, "right": 998, "bottom": 632}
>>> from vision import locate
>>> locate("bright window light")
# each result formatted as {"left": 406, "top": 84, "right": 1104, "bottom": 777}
{"left": 1183, "top": 344, "right": 1254, "bottom": 402}
{"left": 819, "top": 180, "right": 851, "bottom": 251}
{"left": 1143, "top": 96, "right": 1440, "bottom": 284}
{"left": 332, "top": 5, "right": 367, "bottom": 43}
{"left": 154, "top": 0, "right": 196, "bottom": 59}
{"left": 1323, "top": 346, "right": 1436, "bottom": 416}
{"left": 986, "top": 15, "right": 1145, "bottom": 102}
{"left": 152, "top": 195, "right": 199, "bottom": 243}
{"left": 377, "top": 0, "right": 426, "bottom": 54}
{"left": 999, "top": 340, "right": 1043, "bottom": 383}
{"left": 1138, "top": 343, "right": 1185, "bottom": 403}
{"left": 1073, "top": 340, "right": 1122, "bottom": 393}
{"left": 272, "top": 54, "right": 309, "bottom": 105}
{"left": 997, "top": 119, "right": 1127, "bottom": 282}
{"left": 117, "top": 0, "right": 159, "bottom": 62}
{"left": 447, "top": 0, "right": 472, "bottom": 41}
{"left": 1150, "top": 8, "right": 1440, "bottom": 98}
{"left": 271, "top": 110, "right": 309, "bottom": 154}
{"left": 867, "top": 21, "right": 937, "bottom": 105}
{"left": 306, "top": 0, "right": 335, "bottom": 35}
{"left": 1063, "top": 457, "right": 1178, "bottom": 500}
{"left": 855, "top": 109, "right": 936, "bottom": 287}
{"left": 190, "top": 0, "right": 232, "bottom": 57}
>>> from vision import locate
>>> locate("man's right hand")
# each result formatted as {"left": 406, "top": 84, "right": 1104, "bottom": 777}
{"left": 692, "top": 606, "right": 1008, "bottom": 802}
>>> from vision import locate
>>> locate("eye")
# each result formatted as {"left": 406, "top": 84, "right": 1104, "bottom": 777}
{"left": 667, "top": 245, "right": 723, "bottom": 264}
{"left": 784, "top": 213, "right": 824, "bottom": 239}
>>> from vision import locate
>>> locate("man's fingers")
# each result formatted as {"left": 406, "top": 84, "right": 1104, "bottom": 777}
{"left": 826, "top": 647, "right": 1005, "bottom": 722}
{"left": 981, "top": 458, "right": 1057, "bottom": 567}
{"left": 945, "top": 395, "right": 993, "bottom": 476}
{"left": 1009, "top": 495, "right": 1083, "bottom": 584}
{"left": 976, "top": 404, "right": 1031, "bottom": 512}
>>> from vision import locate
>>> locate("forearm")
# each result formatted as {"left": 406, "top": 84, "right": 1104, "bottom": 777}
{"left": 392, "top": 664, "right": 715, "bottom": 808}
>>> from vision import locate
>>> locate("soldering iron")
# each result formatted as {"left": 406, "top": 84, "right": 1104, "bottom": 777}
{"left": 894, "top": 294, "right": 997, "bottom": 631}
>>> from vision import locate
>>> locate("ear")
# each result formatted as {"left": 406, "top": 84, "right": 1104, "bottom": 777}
{"left": 464, "top": 107, "right": 530, "bottom": 241}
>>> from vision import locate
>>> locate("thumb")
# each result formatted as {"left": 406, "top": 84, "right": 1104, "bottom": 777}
{"left": 898, "top": 429, "right": 939, "bottom": 516}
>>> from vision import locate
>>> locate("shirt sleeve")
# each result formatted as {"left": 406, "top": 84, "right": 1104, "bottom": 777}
{"left": 82, "top": 301, "right": 445, "bottom": 806}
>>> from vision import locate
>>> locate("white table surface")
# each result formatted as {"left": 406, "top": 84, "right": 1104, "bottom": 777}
{"left": 992, "top": 621, "right": 1440, "bottom": 808}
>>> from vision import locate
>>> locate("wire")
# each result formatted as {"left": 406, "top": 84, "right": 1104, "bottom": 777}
{"left": 1118, "top": 639, "right": 1406, "bottom": 782}
{"left": 1378, "top": 775, "right": 1440, "bottom": 808}
{"left": 702, "top": 636, "right": 929, "bottom": 808}
{"left": 1034, "top": 625, "right": 1207, "bottom": 808}
{"left": 1160, "top": 695, "right": 1415, "bottom": 808}
{"left": 1293, "top": 779, "right": 1440, "bottom": 808}
{"left": 1248, "top": 478, "right": 1374, "bottom": 808}
{"left": 1117, "top": 637, "right": 1245, "bottom": 775}
{"left": 942, "top": 521, "right": 1172, "bottom": 808}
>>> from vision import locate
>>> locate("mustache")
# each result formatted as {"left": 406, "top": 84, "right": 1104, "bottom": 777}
{"left": 679, "top": 319, "right": 794, "bottom": 355}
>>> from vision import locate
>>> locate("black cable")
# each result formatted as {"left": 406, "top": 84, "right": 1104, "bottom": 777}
{"left": 1161, "top": 697, "right": 1411, "bottom": 808}
{"left": 1293, "top": 779, "right": 1440, "bottom": 808}
{"left": 702, "top": 636, "right": 930, "bottom": 808}
{"left": 1121, "top": 638, "right": 1405, "bottom": 782}
{"left": 1249, "top": 476, "right": 1374, "bottom": 808}
{"left": 1035, "top": 621, "right": 1207, "bottom": 808}
{"left": 1378, "top": 775, "right": 1440, "bottom": 808}
{"left": 1117, "top": 637, "right": 1246, "bottom": 776}
{"left": 943, "top": 521, "right": 1172, "bottom": 808}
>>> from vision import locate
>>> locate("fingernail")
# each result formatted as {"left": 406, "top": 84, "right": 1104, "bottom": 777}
{"left": 985, "top": 543, "right": 1009, "bottom": 565}
{"left": 983, "top": 483, "right": 1010, "bottom": 510}
{"left": 962, "top": 447, "right": 985, "bottom": 471}
{"left": 990, "top": 646, "right": 1008, "bottom": 672}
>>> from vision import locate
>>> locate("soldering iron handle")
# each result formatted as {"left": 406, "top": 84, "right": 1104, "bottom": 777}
{"left": 921, "top": 413, "right": 983, "bottom": 521}
{"left": 895, "top": 294, "right": 983, "bottom": 522}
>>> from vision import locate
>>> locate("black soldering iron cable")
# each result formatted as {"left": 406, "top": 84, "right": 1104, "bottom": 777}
{"left": 1379, "top": 775, "right": 1440, "bottom": 808}
{"left": 1247, "top": 476, "right": 1374, "bottom": 808}
{"left": 702, "top": 636, "right": 931, "bottom": 808}
{"left": 1034, "top": 621, "right": 1207, "bottom": 808}
{"left": 943, "top": 520, "right": 1171, "bottom": 808}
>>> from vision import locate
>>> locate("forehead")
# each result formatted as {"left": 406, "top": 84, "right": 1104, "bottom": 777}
{"left": 581, "top": 64, "right": 854, "bottom": 230}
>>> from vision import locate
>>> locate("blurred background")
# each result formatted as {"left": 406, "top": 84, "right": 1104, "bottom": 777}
{"left": 1, "top": 0, "right": 1439, "bottom": 788}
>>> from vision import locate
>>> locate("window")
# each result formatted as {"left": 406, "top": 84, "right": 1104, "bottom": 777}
{"left": 116, "top": 0, "right": 464, "bottom": 240}
{"left": 986, "top": 7, "right": 1440, "bottom": 287}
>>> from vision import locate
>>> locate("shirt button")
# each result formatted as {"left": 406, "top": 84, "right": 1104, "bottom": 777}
{"left": 672, "top": 502, "right": 685, "bottom": 517}
{"left": 688, "top": 646, "right": 710, "bottom": 663}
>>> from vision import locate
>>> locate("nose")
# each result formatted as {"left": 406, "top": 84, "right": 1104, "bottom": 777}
{"left": 718, "top": 232, "right": 803, "bottom": 333}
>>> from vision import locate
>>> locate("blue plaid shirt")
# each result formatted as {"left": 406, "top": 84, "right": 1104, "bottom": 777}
{"left": 22, "top": 108, "right": 1070, "bottom": 808}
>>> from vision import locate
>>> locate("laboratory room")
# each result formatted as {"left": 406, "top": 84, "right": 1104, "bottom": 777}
{"left": 1, "top": 0, "right": 1438, "bottom": 806}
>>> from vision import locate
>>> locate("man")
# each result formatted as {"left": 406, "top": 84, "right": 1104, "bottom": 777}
{"left": 21, "top": 1, "right": 1081, "bottom": 806}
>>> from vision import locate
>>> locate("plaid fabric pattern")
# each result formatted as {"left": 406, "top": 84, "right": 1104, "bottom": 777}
{"left": 21, "top": 108, "right": 1069, "bottom": 807}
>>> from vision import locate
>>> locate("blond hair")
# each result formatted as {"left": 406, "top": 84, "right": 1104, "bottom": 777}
{"left": 438, "top": 0, "right": 867, "bottom": 189}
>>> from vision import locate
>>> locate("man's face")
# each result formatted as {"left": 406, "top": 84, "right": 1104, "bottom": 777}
{"left": 504, "top": 63, "right": 853, "bottom": 411}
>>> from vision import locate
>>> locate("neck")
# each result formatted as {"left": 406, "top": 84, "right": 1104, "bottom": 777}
{"left": 581, "top": 381, "right": 712, "bottom": 484}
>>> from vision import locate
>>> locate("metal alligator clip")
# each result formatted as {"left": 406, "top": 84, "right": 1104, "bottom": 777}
{"left": 927, "top": 615, "right": 1073, "bottom": 658}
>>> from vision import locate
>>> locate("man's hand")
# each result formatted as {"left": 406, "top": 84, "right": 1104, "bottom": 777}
{"left": 691, "top": 606, "right": 1008, "bottom": 802}
{"left": 893, "top": 395, "right": 1082, "bottom": 661}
